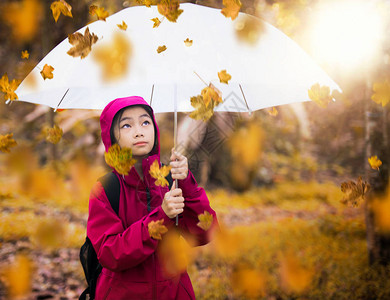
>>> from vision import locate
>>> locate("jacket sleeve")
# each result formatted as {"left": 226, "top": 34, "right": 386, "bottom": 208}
{"left": 87, "top": 182, "right": 175, "bottom": 272}
{"left": 177, "top": 170, "right": 219, "bottom": 246}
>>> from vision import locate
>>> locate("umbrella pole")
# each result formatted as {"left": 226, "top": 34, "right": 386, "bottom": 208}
{"left": 174, "top": 84, "right": 179, "bottom": 226}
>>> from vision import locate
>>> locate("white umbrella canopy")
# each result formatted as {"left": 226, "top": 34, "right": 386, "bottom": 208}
{"left": 15, "top": 3, "right": 340, "bottom": 112}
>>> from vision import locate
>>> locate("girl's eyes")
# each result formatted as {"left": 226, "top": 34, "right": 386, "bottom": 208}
{"left": 121, "top": 120, "right": 150, "bottom": 129}
{"left": 142, "top": 120, "right": 150, "bottom": 126}
{"left": 121, "top": 124, "right": 130, "bottom": 129}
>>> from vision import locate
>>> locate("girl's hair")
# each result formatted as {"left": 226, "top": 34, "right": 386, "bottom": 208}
{"left": 110, "top": 104, "right": 157, "bottom": 153}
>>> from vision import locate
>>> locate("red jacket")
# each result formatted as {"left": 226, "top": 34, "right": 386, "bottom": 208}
{"left": 87, "top": 96, "right": 218, "bottom": 300}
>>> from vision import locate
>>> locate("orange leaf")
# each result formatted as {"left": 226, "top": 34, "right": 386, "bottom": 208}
{"left": 189, "top": 95, "right": 215, "bottom": 122}
{"left": 201, "top": 83, "right": 223, "bottom": 107}
{"left": 67, "top": 27, "right": 99, "bottom": 59}
{"left": 45, "top": 124, "right": 63, "bottom": 144}
{"left": 368, "top": 155, "right": 382, "bottom": 171}
{"left": 157, "top": 0, "right": 183, "bottom": 22}
{"left": 221, "top": 0, "right": 242, "bottom": 21}
{"left": 0, "top": 74, "right": 21, "bottom": 101}
{"left": 184, "top": 38, "right": 193, "bottom": 47}
{"left": 157, "top": 45, "right": 167, "bottom": 53}
{"left": 218, "top": 70, "right": 231, "bottom": 84}
{"left": 89, "top": 5, "right": 109, "bottom": 21}
{"left": 197, "top": 211, "right": 213, "bottom": 231}
{"left": 104, "top": 144, "right": 137, "bottom": 175}
{"left": 117, "top": 21, "right": 127, "bottom": 31}
{"left": 50, "top": 0, "right": 73, "bottom": 23}
{"left": 21, "top": 50, "right": 29, "bottom": 59}
{"left": 0, "top": 133, "right": 17, "bottom": 153}
{"left": 340, "top": 176, "right": 370, "bottom": 207}
{"left": 40, "top": 64, "right": 54, "bottom": 80}
{"left": 149, "top": 159, "right": 171, "bottom": 187}
{"left": 148, "top": 219, "right": 168, "bottom": 240}
{"left": 151, "top": 17, "right": 161, "bottom": 28}
{"left": 308, "top": 83, "right": 332, "bottom": 108}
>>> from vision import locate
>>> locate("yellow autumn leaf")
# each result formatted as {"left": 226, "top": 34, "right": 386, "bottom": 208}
{"left": 45, "top": 124, "right": 63, "bottom": 144}
{"left": 368, "top": 155, "right": 382, "bottom": 171}
{"left": 202, "top": 83, "right": 223, "bottom": 107}
{"left": 148, "top": 219, "right": 168, "bottom": 240}
{"left": 92, "top": 32, "right": 132, "bottom": 81}
{"left": 371, "top": 79, "right": 390, "bottom": 107}
{"left": 308, "top": 83, "right": 333, "bottom": 108}
{"left": 89, "top": 5, "right": 109, "bottom": 21}
{"left": 4, "top": 254, "right": 33, "bottom": 297}
{"left": 280, "top": 253, "right": 314, "bottom": 293}
{"left": 40, "top": 64, "right": 54, "bottom": 80}
{"left": 0, "top": 133, "right": 17, "bottom": 153}
{"left": 218, "top": 70, "right": 232, "bottom": 84}
{"left": 67, "top": 27, "right": 99, "bottom": 59}
{"left": 50, "top": 0, "right": 73, "bottom": 23}
{"left": 189, "top": 95, "right": 215, "bottom": 122}
{"left": 104, "top": 144, "right": 137, "bottom": 175}
{"left": 0, "top": 74, "right": 21, "bottom": 101}
{"left": 117, "top": 21, "right": 127, "bottom": 31}
{"left": 221, "top": 0, "right": 242, "bottom": 21}
{"left": 151, "top": 17, "right": 161, "bottom": 28}
{"left": 136, "top": 0, "right": 153, "bottom": 7}
{"left": 231, "top": 264, "right": 266, "bottom": 299}
{"left": 184, "top": 38, "right": 193, "bottom": 47}
{"left": 149, "top": 159, "right": 171, "bottom": 187}
{"left": 157, "top": 0, "right": 183, "bottom": 22}
{"left": 267, "top": 106, "right": 278, "bottom": 116}
{"left": 157, "top": 45, "right": 167, "bottom": 53}
{"left": 340, "top": 176, "right": 370, "bottom": 207}
{"left": 197, "top": 211, "right": 213, "bottom": 231}
{"left": 21, "top": 50, "right": 29, "bottom": 59}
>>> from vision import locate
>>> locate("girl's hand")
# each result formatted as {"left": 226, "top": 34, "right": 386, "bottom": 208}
{"left": 170, "top": 148, "right": 188, "bottom": 180}
{"left": 161, "top": 181, "right": 185, "bottom": 219}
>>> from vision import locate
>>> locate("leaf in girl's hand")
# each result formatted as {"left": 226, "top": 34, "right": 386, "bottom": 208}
{"left": 308, "top": 83, "right": 332, "bottom": 108}
{"left": 0, "top": 74, "right": 21, "bottom": 101}
{"left": 197, "top": 211, "right": 213, "bottom": 231}
{"left": 67, "top": 27, "right": 99, "bottom": 59}
{"left": 157, "top": 45, "right": 167, "bottom": 53}
{"left": 371, "top": 79, "right": 390, "bottom": 107}
{"left": 40, "top": 64, "right": 54, "bottom": 80}
{"left": 117, "top": 21, "right": 127, "bottom": 31}
{"left": 368, "top": 155, "right": 382, "bottom": 171}
{"left": 50, "top": 0, "right": 73, "bottom": 23}
{"left": 89, "top": 5, "right": 109, "bottom": 21}
{"left": 340, "top": 176, "right": 370, "bottom": 207}
{"left": 157, "top": 0, "right": 183, "bottom": 22}
{"left": 151, "top": 17, "right": 161, "bottom": 28}
{"left": 104, "top": 144, "right": 137, "bottom": 175}
{"left": 221, "top": 0, "right": 242, "bottom": 21}
{"left": 0, "top": 133, "right": 17, "bottom": 153}
{"left": 148, "top": 219, "right": 168, "bottom": 240}
{"left": 218, "top": 70, "right": 231, "bottom": 84}
{"left": 149, "top": 160, "right": 171, "bottom": 187}
{"left": 21, "top": 50, "right": 29, "bottom": 59}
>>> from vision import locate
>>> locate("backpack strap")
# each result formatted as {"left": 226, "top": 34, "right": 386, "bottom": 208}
{"left": 98, "top": 172, "right": 120, "bottom": 215}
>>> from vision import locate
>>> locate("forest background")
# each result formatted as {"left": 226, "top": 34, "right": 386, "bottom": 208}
{"left": 1, "top": 0, "right": 390, "bottom": 299}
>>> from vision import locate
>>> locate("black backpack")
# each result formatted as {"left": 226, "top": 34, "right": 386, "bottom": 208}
{"left": 79, "top": 170, "right": 173, "bottom": 300}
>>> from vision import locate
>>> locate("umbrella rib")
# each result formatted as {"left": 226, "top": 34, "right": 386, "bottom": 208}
{"left": 54, "top": 88, "right": 70, "bottom": 112}
{"left": 149, "top": 84, "right": 154, "bottom": 106}
{"left": 239, "top": 84, "right": 251, "bottom": 114}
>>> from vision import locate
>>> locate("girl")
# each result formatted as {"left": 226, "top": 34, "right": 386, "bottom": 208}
{"left": 87, "top": 96, "right": 218, "bottom": 299}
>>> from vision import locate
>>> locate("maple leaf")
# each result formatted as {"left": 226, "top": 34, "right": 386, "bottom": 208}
{"left": 151, "top": 17, "right": 161, "bottom": 28}
{"left": 0, "top": 133, "right": 17, "bottom": 153}
{"left": 308, "top": 83, "right": 332, "bottom": 108}
{"left": 149, "top": 159, "right": 171, "bottom": 187}
{"left": 157, "top": 45, "right": 167, "bottom": 53}
{"left": 45, "top": 124, "right": 63, "bottom": 144}
{"left": 136, "top": 0, "right": 153, "bottom": 7}
{"left": 0, "top": 74, "right": 21, "bottom": 101}
{"left": 117, "top": 21, "right": 127, "bottom": 31}
{"left": 267, "top": 106, "right": 278, "bottom": 116}
{"left": 218, "top": 70, "right": 232, "bottom": 84}
{"left": 368, "top": 155, "right": 382, "bottom": 171}
{"left": 184, "top": 38, "right": 193, "bottom": 47}
{"left": 92, "top": 32, "right": 132, "bottom": 81}
{"left": 67, "top": 27, "right": 99, "bottom": 59}
{"left": 104, "top": 144, "right": 137, "bottom": 175}
{"left": 197, "top": 211, "right": 213, "bottom": 231}
{"left": 340, "top": 176, "right": 370, "bottom": 207}
{"left": 148, "top": 219, "right": 168, "bottom": 240}
{"left": 50, "top": 0, "right": 72, "bottom": 23}
{"left": 189, "top": 95, "right": 215, "bottom": 122}
{"left": 221, "top": 0, "right": 242, "bottom": 21}
{"left": 157, "top": 0, "right": 183, "bottom": 23}
{"left": 21, "top": 50, "right": 29, "bottom": 59}
{"left": 201, "top": 83, "right": 223, "bottom": 107}
{"left": 371, "top": 79, "right": 390, "bottom": 107}
{"left": 40, "top": 64, "right": 54, "bottom": 80}
{"left": 89, "top": 5, "right": 109, "bottom": 21}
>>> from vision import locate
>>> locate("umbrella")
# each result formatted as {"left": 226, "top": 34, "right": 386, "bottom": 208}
{"left": 15, "top": 3, "right": 339, "bottom": 113}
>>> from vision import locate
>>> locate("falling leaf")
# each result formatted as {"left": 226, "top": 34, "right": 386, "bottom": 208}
{"left": 136, "top": 0, "right": 153, "bottom": 7}
{"left": 4, "top": 254, "right": 33, "bottom": 297}
{"left": 214, "top": 227, "right": 244, "bottom": 259}
{"left": 0, "top": 74, "right": 21, "bottom": 101}
{"left": 1, "top": 0, "right": 44, "bottom": 42}
{"left": 151, "top": 17, "right": 161, "bottom": 28}
{"left": 218, "top": 70, "right": 232, "bottom": 84}
{"left": 308, "top": 83, "right": 332, "bottom": 108}
{"left": 104, "top": 144, "right": 137, "bottom": 175}
{"left": 149, "top": 159, "right": 171, "bottom": 187}
{"left": 231, "top": 264, "right": 266, "bottom": 299}
{"left": 280, "top": 253, "right": 314, "bottom": 293}
{"left": 221, "top": 0, "right": 242, "bottom": 21}
{"left": 50, "top": 0, "right": 73, "bottom": 23}
{"left": 0, "top": 133, "right": 17, "bottom": 153}
{"left": 234, "top": 15, "right": 264, "bottom": 44}
{"left": 157, "top": 0, "right": 183, "bottom": 22}
{"left": 21, "top": 50, "right": 29, "bottom": 59}
{"left": 184, "top": 38, "right": 193, "bottom": 47}
{"left": 340, "top": 176, "right": 370, "bottom": 207}
{"left": 371, "top": 79, "right": 390, "bottom": 107}
{"left": 202, "top": 83, "right": 223, "bottom": 107}
{"left": 267, "top": 107, "right": 278, "bottom": 116}
{"left": 89, "top": 5, "right": 109, "bottom": 21}
{"left": 368, "top": 156, "right": 382, "bottom": 171}
{"left": 117, "top": 21, "right": 127, "bottom": 30}
{"left": 45, "top": 124, "right": 63, "bottom": 144}
{"left": 40, "top": 64, "right": 54, "bottom": 80}
{"left": 157, "top": 45, "right": 167, "bottom": 53}
{"left": 148, "top": 219, "right": 168, "bottom": 240}
{"left": 189, "top": 95, "right": 215, "bottom": 122}
{"left": 92, "top": 32, "right": 132, "bottom": 81}
{"left": 197, "top": 211, "right": 213, "bottom": 231}
{"left": 67, "top": 27, "right": 99, "bottom": 59}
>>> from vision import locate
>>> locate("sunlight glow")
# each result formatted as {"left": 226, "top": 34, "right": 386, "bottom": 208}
{"left": 307, "top": 0, "right": 384, "bottom": 70}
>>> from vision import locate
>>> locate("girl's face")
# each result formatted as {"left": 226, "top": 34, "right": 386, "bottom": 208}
{"left": 113, "top": 106, "right": 155, "bottom": 159}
